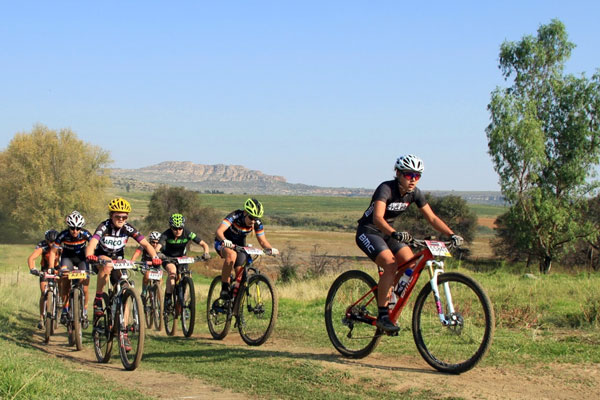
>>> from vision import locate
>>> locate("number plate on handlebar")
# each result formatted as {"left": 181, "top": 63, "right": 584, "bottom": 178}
{"left": 148, "top": 270, "right": 163, "bottom": 280}
{"left": 68, "top": 271, "right": 87, "bottom": 280}
{"left": 241, "top": 247, "right": 264, "bottom": 255}
{"left": 425, "top": 241, "right": 452, "bottom": 257}
{"left": 112, "top": 260, "right": 135, "bottom": 270}
{"left": 175, "top": 257, "right": 195, "bottom": 264}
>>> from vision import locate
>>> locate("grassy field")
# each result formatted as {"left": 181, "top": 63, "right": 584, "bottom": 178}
{"left": 2, "top": 241, "right": 600, "bottom": 399}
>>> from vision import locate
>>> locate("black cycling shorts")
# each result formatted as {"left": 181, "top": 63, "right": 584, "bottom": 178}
{"left": 355, "top": 225, "right": 407, "bottom": 262}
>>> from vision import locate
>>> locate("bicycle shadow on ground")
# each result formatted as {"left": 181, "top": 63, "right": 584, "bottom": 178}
{"left": 142, "top": 335, "right": 438, "bottom": 375}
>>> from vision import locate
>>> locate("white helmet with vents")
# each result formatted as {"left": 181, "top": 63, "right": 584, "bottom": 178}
{"left": 149, "top": 231, "right": 162, "bottom": 241}
{"left": 66, "top": 211, "right": 85, "bottom": 228}
{"left": 395, "top": 154, "right": 424, "bottom": 173}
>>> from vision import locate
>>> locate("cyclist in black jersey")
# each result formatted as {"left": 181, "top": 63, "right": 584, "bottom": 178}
{"left": 214, "top": 198, "right": 279, "bottom": 299}
{"left": 356, "top": 154, "right": 463, "bottom": 333}
{"left": 131, "top": 230, "right": 163, "bottom": 301}
{"left": 28, "top": 229, "right": 60, "bottom": 329}
{"left": 156, "top": 213, "right": 211, "bottom": 308}
{"left": 85, "top": 198, "right": 162, "bottom": 318}
{"left": 48, "top": 211, "right": 93, "bottom": 325}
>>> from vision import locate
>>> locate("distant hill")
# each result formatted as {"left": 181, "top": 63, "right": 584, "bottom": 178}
{"left": 110, "top": 161, "right": 505, "bottom": 205}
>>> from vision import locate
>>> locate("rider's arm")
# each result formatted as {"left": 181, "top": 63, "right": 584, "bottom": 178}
{"left": 139, "top": 238, "right": 159, "bottom": 259}
{"left": 131, "top": 247, "right": 142, "bottom": 262}
{"left": 85, "top": 237, "right": 99, "bottom": 257}
{"left": 419, "top": 204, "right": 454, "bottom": 236}
{"left": 373, "top": 200, "right": 396, "bottom": 236}
{"left": 27, "top": 247, "right": 43, "bottom": 270}
{"left": 199, "top": 240, "right": 210, "bottom": 254}
{"left": 215, "top": 222, "right": 228, "bottom": 242}
{"left": 257, "top": 234, "right": 272, "bottom": 250}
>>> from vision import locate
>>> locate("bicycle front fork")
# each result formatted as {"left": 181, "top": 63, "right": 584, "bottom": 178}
{"left": 426, "top": 260, "right": 456, "bottom": 326}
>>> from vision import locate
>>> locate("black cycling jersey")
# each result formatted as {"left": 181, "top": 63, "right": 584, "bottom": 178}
{"left": 159, "top": 228, "right": 202, "bottom": 258}
{"left": 216, "top": 210, "right": 264, "bottom": 247}
{"left": 55, "top": 229, "right": 93, "bottom": 258}
{"left": 357, "top": 180, "right": 427, "bottom": 229}
{"left": 135, "top": 246, "right": 154, "bottom": 262}
{"left": 356, "top": 180, "right": 427, "bottom": 261}
{"left": 92, "top": 219, "right": 145, "bottom": 258}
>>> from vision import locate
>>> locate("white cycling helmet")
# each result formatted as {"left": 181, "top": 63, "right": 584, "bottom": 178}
{"left": 149, "top": 231, "right": 162, "bottom": 242}
{"left": 66, "top": 211, "right": 85, "bottom": 228}
{"left": 395, "top": 154, "right": 424, "bottom": 173}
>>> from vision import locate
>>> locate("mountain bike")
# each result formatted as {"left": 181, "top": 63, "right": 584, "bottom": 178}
{"left": 64, "top": 268, "right": 90, "bottom": 351}
{"left": 91, "top": 259, "right": 145, "bottom": 371}
{"left": 31, "top": 268, "right": 60, "bottom": 344}
{"left": 162, "top": 256, "right": 201, "bottom": 337}
{"left": 140, "top": 265, "right": 163, "bottom": 331}
{"left": 324, "top": 239, "right": 495, "bottom": 374}
{"left": 207, "top": 245, "right": 278, "bottom": 346}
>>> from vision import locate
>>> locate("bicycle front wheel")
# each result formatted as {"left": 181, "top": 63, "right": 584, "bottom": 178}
{"left": 181, "top": 276, "right": 196, "bottom": 338}
{"left": 118, "top": 288, "right": 145, "bottom": 371}
{"left": 43, "top": 291, "right": 53, "bottom": 344}
{"left": 206, "top": 276, "right": 231, "bottom": 340}
{"left": 238, "top": 274, "right": 277, "bottom": 346}
{"left": 324, "top": 270, "right": 382, "bottom": 359}
{"left": 412, "top": 272, "right": 495, "bottom": 374}
{"left": 152, "top": 286, "right": 163, "bottom": 331}
{"left": 92, "top": 293, "right": 113, "bottom": 363}
{"left": 72, "top": 288, "right": 84, "bottom": 351}
{"left": 164, "top": 289, "right": 176, "bottom": 336}
{"left": 144, "top": 291, "right": 153, "bottom": 329}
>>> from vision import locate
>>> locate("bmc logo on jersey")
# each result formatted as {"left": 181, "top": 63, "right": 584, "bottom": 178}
{"left": 387, "top": 202, "right": 409, "bottom": 212}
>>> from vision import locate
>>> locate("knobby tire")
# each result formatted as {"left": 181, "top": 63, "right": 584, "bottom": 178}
{"left": 207, "top": 276, "right": 231, "bottom": 340}
{"left": 412, "top": 272, "right": 495, "bottom": 374}
{"left": 237, "top": 274, "right": 278, "bottom": 346}
{"left": 324, "top": 270, "right": 382, "bottom": 358}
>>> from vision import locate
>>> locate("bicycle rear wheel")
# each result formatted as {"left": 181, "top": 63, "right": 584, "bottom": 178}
{"left": 92, "top": 293, "right": 113, "bottom": 363}
{"left": 118, "top": 287, "right": 145, "bottom": 371}
{"left": 238, "top": 274, "right": 277, "bottom": 346}
{"left": 152, "top": 286, "right": 163, "bottom": 331}
{"left": 164, "top": 289, "right": 176, "bottom": 336}
{"left": 206, "top": 276, "right": 231, "bottom": 340}
{"left": 412, "top": 272, "right": 495, "bottom": 374}
{"left": 144, "top": 291, "right": 153, "bottom": 329}
{"left": 324, "top": 270, "right": 382, "bottom": 358}
{"left": 72, "top": 289, "right": 84, "bottom": 351}
{"left": 43, "top": 291, "right": 53, "bottom": 344}
{"left": 181, "top": 277, "right": 196, "bottom": 338}
{"left": 51, "top": 289, "right": 58, "bottom": 335}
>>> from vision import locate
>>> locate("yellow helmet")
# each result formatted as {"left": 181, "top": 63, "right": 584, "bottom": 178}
{"left": 108, "top": 197, "right": 131, "bottom": 213}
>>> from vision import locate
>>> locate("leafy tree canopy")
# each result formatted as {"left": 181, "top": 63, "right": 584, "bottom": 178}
{"left": 486, "top": 19, "right": 600, "bottom": 273}
{"left": 0, "top": 125, "right": 111, "bottom": 241}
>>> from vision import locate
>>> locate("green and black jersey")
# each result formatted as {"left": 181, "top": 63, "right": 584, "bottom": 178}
{"left": 159, "top": 228, "right": 202, "bottom": 257}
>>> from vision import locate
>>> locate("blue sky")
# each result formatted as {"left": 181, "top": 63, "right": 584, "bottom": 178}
{"left": 1, "top": 1, "right": 599, "bottom": 191}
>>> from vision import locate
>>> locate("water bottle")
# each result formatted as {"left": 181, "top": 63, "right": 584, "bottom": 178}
{"left": 394, "top": 268, "right": 413, "bottom": 297}
{"left": 388, "top": 292, "right": 398, "bottom": 309}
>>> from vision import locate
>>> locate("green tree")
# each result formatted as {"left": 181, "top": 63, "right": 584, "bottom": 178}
{"left": 392, "top": 194, "right": 477, "bottom": 244}
{"left": 0, "top": 125, "right": 111, "bottom": 241}
{"left": 486, "top": 20, "right": 600, "bottom": 273}
{"left": 144, "top": 185, "right": 220, "bottom": 242}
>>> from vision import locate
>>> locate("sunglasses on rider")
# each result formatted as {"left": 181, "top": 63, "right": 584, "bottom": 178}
{"left": 172, "top": 227, "right": 183, "bottom": 231}
{"left": 113, "top": 214, "right": 128, "bottom": 220}
{"left": 402, "top": 172, "right": 421, "bottom": 181}
{"left": 69, "top": 227, "right": 80, "bottom": 231}
{"left": 150, "top": 241, "right": 159, "bottom": 245}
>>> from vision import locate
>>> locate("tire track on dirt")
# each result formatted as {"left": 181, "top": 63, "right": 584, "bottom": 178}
{"left": 30, "top": 330, "right": 244, "bottom": 400}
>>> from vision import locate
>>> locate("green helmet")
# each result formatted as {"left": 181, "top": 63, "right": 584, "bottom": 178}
{"left": 244, "top": 198, "right": 264, "bottom": 219}
{"left": 169, "top": 213, "right": 185, "bottom": 228}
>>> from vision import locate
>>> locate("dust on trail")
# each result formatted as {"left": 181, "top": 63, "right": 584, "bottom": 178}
{"left": 31, "top": 328, "right": 600, "bottom": 400}
{"left": 30, "top": 330, "right": 244, "bottom": 400}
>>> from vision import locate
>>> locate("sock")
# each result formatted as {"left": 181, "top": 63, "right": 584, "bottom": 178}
{"left": 221, "top": 282, "right": 229, "bottom": 293}
{"left": 378, "top": 306, "right": 389, "bottom": 319}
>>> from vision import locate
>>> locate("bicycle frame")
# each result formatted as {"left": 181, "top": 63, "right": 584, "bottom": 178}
{"left": 355, "top": 240, "right": 454, "bottom": 327}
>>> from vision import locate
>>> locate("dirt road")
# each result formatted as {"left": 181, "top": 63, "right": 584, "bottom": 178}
{"left": 31, "top": 328, "right": 599, "bottom": 400}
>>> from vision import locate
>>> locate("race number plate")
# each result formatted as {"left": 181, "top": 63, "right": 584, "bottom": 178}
{"left": 243, "top": 247, "right": 264, "bottom": 255}
{"left": 425, "top": 241, "right": 452, "bottom": 257}
{"left": 176, "top": 257, "right": 195, "bottom": 264}
{"left": 68, "top": 271, "right": 87, "bottom": 280}
{"left": 112, "top": 260, "right": 134, "bottom": 270}
{"left": 148, "top": 270, "right": 163, "bottom": 280}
